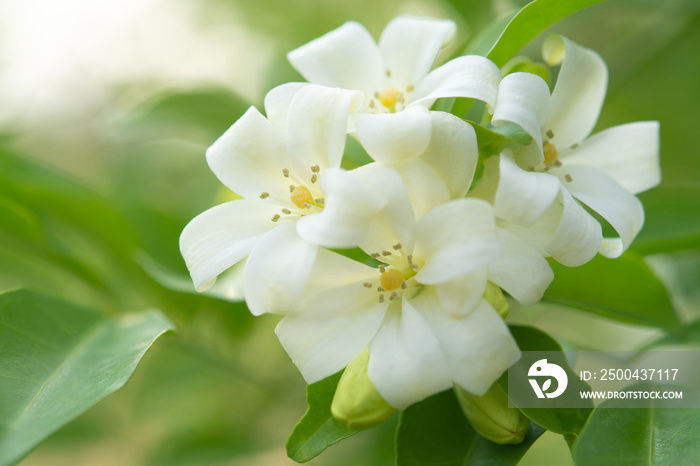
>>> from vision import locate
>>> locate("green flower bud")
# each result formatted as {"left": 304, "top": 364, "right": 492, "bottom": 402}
{"left": 455, "top": 383, "right": 529, "bottom": 445}
{"left": 484, "top": 281, "right": 510, "bottom": 319}
{"left": 331, "top": 348, "right": 395, "bottom": 430}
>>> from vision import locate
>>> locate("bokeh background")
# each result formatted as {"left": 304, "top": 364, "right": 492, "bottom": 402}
{"left": 1, "top": 0, "right": 699, "bottom": 464}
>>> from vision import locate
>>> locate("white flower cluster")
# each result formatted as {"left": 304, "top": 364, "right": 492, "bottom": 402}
{"left": 180, "top": 17, "right": 660, "bottom": 410}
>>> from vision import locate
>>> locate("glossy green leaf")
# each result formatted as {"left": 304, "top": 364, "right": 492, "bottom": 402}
{"left": 0, "top": 288, "right": 174, "bottom": 466}
{"left": 464, "top": 0, "right": 606, "bottom": 66}
{"left": 467, "top": 120, "right": 533, "bottom": 155}
{"left": 286, "top": 372, "right": 357, "bottom": 463}
{"left": 396, "top": 389, "right": 544, "bottom": 466}
{"left": 632, "top": 186, "right": 700, "bottom": 255}
{"left": 543, "top": 253, "right": 680, "bottom": 330}
{"left": 500, "top": 326, "right": 593, "bottom": 435}
{"left": 573, "top": 383, "right": 700, "bottom": 465}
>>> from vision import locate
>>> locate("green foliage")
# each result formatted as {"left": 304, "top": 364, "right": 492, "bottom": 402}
{"left": 543, "top": 253, "right": 680, "bottom": 330}
{"left": 396, "top": 389, "right": 544, "bottom": 466}
{"left": 465, "top": 0, "right": 607, "bottom": 66}
{"left": 467, "top": 121, "right": 533, "bottom": 155}
{"left": 0, "top": 289, "right": 173, "bottom": 466}
{"left": 573, "top": 384, "right": 700, "bottom": 465}
{"left": 286, "top": 372, "right": 358, "bottom": 462}
{"left": 501, "top": 326, "right": 593, "bottom": 436}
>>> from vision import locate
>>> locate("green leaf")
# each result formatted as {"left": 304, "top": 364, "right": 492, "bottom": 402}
{"left": 467, "top": 120, "right": 533, "bottom": 154}
{"left": 632, "top": 186, "right": 700, "bottom": 255}
{"left": 573, "top": 383, "right": 700, "bottom": 465}
{"left": 501, "top": 326, "right": 593, "bottom": 435}
{"left": 286, "top": 372, "right": 358, "bottom": 463}
{"left": 641, "top": 317, "right": 700, "bottom": 350}
{"left": 396, "top": 389, "right": 545, "bottom": 466}
{"left": 0, "top": 288, "right": 174, "bottom": 466}
{"left": 543, "top": 253, "right": 680, "bottom": 330}
{"left": 464, "top": 0, "right": 606, "bottom": 67}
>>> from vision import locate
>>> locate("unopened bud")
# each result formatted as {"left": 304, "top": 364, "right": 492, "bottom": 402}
{"left": 331, "top": 348, "right": 395, "bottom": 430}
{"left": 455, "top": 383, "right": 529, "bottom": 444}
{"left": 484, "top": 282, "right": 509, "bottom": 318}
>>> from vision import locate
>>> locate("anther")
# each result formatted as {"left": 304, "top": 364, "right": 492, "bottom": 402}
{"left": 363, "top": 282, "right": 372, "bottom": 288}
{"left": 282, "top": 168, "right": 290, "bottom": 177}
{"left": 310, "top": 174, "right": 318, "bottom": 183}
{"left": 406, "top": 85, "right": 414, "bottom": 92}
{"left": 379, "top": 295, "right": 385, "bottom": 303}
{"left": 389, "top": 292, "right": 398, "bottom": 301}
{"left": 411, "top": 264, "right": 419, "bottom": 270}
{"left": 370, "top": 253, "right": 380, "bottom": 259}
{"left": 314, "top": 198, "right": 325, "bottom": 205}
{"left": 381, "top": 250, "right": 392, "bottom": 256}
{"left": 271, "top": 214, "right": 280, "bottom": 222}
{"left": 401, "top": 282, "right": 407, "bottom": 289}
{"left": 546, "top": 129, "right": 555, "bottom": 139}
{"left": 565, "top": 174, "right": 573, "bottom": 182}
{"left": 571, "top": 143, "right": 579, "bottom": 149}
{"left": 554, "top": 160, "right": 562, "bottom": 167}
{"left": 303, "top": 203, "right": 312, "bottom": 209}
{"left": 392, "top": 243, "right": 402, "bottom": 250}
{"left": 377, "top": 286, "right": 385, "bottom": 292}
{"left": 310, "top": 165, "right": 320, "bottom": 173}
{"left": 385, "top": 69, "right": 391, "bottom": 77}
{"left": 281, "top": 208, "right": 291, "bottom": 214}
{"left": 379, "top": 265, "right": 386, "bottom": 273}
{"left": 407, "top": 254, "right": 413, "bottom": 264}
{"left": 259, "top": 192, "right": 269, "bottom": 199}
{"left": 289, "top": 185, "right": 295, "bottom": 192}
{"left": 369, "top": 100, "right": 375, "bottom": 108}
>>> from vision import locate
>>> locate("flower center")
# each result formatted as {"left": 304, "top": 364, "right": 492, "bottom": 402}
{"left": 378, "top": 88, "right": 401, "bottom": 109}
{"left": 379, "top": 268, "right": 403, "bottom": 291}
{"left": 290, "top": 186, "right": 313, "bottom": 209}
{"left": 543, "top": 142, "right": 558, "bottom": 165}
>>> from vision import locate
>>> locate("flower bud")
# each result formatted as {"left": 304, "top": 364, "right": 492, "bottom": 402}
{"left": 455, "top": 383, "right": 529, "bottom": 444}
{"left": 331, "top": 348, "right": 395, "bottom": 430}
{"left": 483, "top": 282, "right": 510, "bottom": 319}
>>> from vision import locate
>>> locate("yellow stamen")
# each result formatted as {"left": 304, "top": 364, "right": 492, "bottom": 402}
{"left": 378, "top": 88, "right": 401, "bottom": 109}
{"left": 543, "top": 142, "right": 558, "bottom": 165}
{"left": 290, "top": 186, "right": 313, "bottom": 209}
{"left": 380, "top": 268, "right": 403, "bottom": 292}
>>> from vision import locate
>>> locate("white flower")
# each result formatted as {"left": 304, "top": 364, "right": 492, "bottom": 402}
{"left": 273, "top": 174, "right": 518, "bottom": 409}
{"left": 488, "top": 35, "right": 661, "bottom": 262}
{"left": 179, "top": 84, "right": 362, "bottom": 314}
{"left": 284, "top": 16, "right": 503, "bottom": 159}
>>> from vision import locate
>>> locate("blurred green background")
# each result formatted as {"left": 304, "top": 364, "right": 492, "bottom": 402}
{"left": 1, "top": 0, "right": 699, "bottom": 464}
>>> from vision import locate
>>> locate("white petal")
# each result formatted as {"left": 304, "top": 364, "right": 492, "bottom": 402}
{"left": 543, "top": 35, "right": 608, "bottom": 148}
{"left": 491, "top": 72, "right": 551, "bottom": 158}
{"left": 287, "top": 21, "right": 385, "bottom": 97}
{"left": 286, "top": 84, "right": 363, "bottom": 173}
{"left": 546, "top": 187, "right": 602, "bottom": 266}
{"left": 305, "top": 248, "right": 380, "bottom": 293}
{"left": 367, "top": 298, "right": 452, "bottom": 409}
{"left": 411, "top": 55, "right": 502, "bottom": 108}
{"left": 413, "top": 199, "right": 501, "bottom": 284}
{"left": 487, "top": 228, "right": 553, "bottom": 305}
{"left": 559, "top": 122, "right": 661, "bottom": 194}
{"left": 557, "top": 165, "right": 644, "bottom": 258}
{"left": 435, "top": 269, "right": 488, "bottom": 318}
{"left": 416, "top": 294, "right": 519, "bottom": 396}
{"left": 206, "top": 107, "right": 289, "bottom": 201}
{"left": 263, "top": 82, "right": 308, "bottom": 130}
{"left": 378, "top": 16, "right": 456, "bottom": 87}
{"left": 275, "top": 277, "right": 387, "bottom": 384}
{"left": 179, "top": 200, "right": 282, "bottom": 291}
{"left": 392, "top": 158, "right": 450, "bottom": 217}
{"left": 353, "top": 106, "right": 432, "bottom": 163}
{"left": 296, "top": 166, "right": 384, "bottom": 248}
{"left": 418, "top": 111, "right": 478, "bottom": 199}
{"left": 244, "top": 221, "right": 318, "bottom": 316}
{"left": 493, "top": 153, "right": 561, "bottom": 227}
